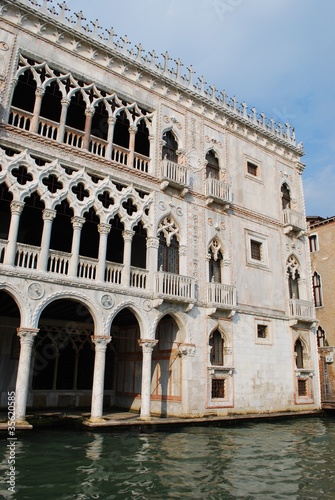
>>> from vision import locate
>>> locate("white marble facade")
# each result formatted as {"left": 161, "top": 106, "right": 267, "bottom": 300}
{"left": 0, "top": 0, "right": 320, "bottom": 422}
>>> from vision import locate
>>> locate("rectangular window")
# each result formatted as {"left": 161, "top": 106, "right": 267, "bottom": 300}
{"left": 250, "top": 240, "right": 262, "bottom": 261}
{"left": 257, "top": 324, "right": 267, "bottom": 339}
{"left": 309, "top": 235, "right": 318, "bottom": 252}
{"left": 211, "top": 379, "right": 225, "bottom": 399}
{"left": 298, "top": 379, "right": 308, "bottom": 397}
{"left": 247, "top": 161, "right": 258, "bottom": 176}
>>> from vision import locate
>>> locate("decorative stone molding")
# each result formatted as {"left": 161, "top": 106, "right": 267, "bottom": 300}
{"left": 138, "top": 339, "right": 158, "bottom": 353}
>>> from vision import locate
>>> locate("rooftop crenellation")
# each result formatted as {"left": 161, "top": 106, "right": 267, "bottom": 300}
{"left": 6, "top": 0, "right": 302, "bottom": 152}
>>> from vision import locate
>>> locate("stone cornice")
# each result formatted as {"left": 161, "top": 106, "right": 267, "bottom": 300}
{"left": 2, "top": 0, "right": 304, "bottom": 155}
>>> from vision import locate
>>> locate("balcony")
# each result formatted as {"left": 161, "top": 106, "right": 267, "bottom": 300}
{"left": 205, "top": 178, "right": 232, "bottom": 209}
{"left": 160, "top": 159, "right": 189, "bottom": 195}
{"left": 0, "top": 240, "right": 148, "bottom": 291}
{"left": 155, "top": 271, "right": 196, "bottom": 305}
{"left": 206, "top": 282, "right": 236, "bottom": 316}
{"left": 283, "top": 208, "right": 306, "bottom": 237}
{"left": 289, "top": 299, "right": 315, "bottom": 328}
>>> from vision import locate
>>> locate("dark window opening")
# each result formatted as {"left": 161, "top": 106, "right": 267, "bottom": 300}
{"left": 113, "top": 111, "right": 130, "bottom": 148}
{"left": 212, "top": 379, "right": 225, "bottom": 399}
{"left": 80, "top": 207, "right": 100, "bottom": 259}
{"left": 317, "top": 326, "right": 326, "bottom": 347}
{"left": 134, "top": 120, "right": 150, "bottom": 157}
{"left": 49, "top": 199, "right": 73, "bottom": 253}
{"left": 40, "top": 80, "right": 62, "bottom": 122}
{"left": 42, "top": 174, "right": 63, "bottom": 193}
{"left": 66, "top": 90, "right": 86, "bottom": 131}
{"left": 131, "top": 222, "right": 147, "bottom": 269}
{"left": 313, "top": 272, "right": 323, "bottom": 307}
{"left": 106, "top": 215, "right": 124, "bottom": 264}
{"left": 162, "top": 131, "right": 178, "bottom": 162}
{"left": 247, "top": 161, "right": 258, "bottom": 176}
{"left": 11, "top": 166, "right": 33, "bottom": 185}
{"left": 206, "top": 150, "right": 220, "bottom": 179}
{"left": 309, "top": 235, "right": 318, "bottom": 252}
{"left": 91, "top": 101, "right": 108, "bottom": 140}
{"left": 17, "top": 192, "right": 44, "bottom": 246}
{"left": 298, "top": 379, "right": 307, "bottom": 397}
{"left": 158, "top": 232, "right": 179, "bottom": 273}
{"left": 250, "top": 240, "right": 262, "bottom": 261}
{"left": 11, "top": 70, "right": 36, "bottom": 112}
{"left": 281, "top": 183, "right": 291, "bottom": 210}
{"left": 209, "top": 330, "right": 224, "bottom": 366}
{"left": 295, "top": 339, "right": 304, "bottom": 369}
{"left": 0, "top": 183, "right": 12, "bottom": 241}
{"left": 257, "top": 324, "right": 267, "bottom": 339}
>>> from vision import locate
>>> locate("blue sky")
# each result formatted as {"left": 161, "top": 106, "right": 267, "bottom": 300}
{"left": 64, "top": 0, "right": 335, "bottom": 217}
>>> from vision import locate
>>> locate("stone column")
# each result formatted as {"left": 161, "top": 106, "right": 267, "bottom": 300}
{"left": 127, "top": 125, "right": 137, "bottom": 168}
{"left": 146, "top": 237, "right": 159, "bottom": 290}
{"left": 121, "top": 229, "right": 135, "bottom": 286}
{"left": 83, "top": 107, "right": 95, "bottom": 150}
{"left": 96, "top": 223, "right": 111, "bottom": 282}
{"left": 221, "top": 259, "right": 231, "bottom": 285}
{"left": 15, "top": 328, "right": 38, "bottom": 423}
{"left": 138, "top": 339, "right": 158, "bottom": 420}
{"left": 68, "top": 216, "right": 85, "bottom": 277}
{"left": 4, "top": 201, "right": 25, "bottom": 266}
{"left": 57, "top": 98, "right": 70, "bottom": 143}
{"left": 148, "top": 134, "right": 155, "bottom": 173}
{"left": 30, "top": 87, "right": 45, "bottom": 133}
{"left": 37, "top": 209, "right": 57, "bottom": 272}
{"left": 105, "top": 116, "right": 116, "bottom": 159}
{"left": 90, "top": 336, "right": 111, "bottom": 422}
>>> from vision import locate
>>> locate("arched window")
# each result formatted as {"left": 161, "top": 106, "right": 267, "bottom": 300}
{"left": 206, "top": 150, "right": 219, "bottom": 180}
{"left": 162, "top": 131, "right": 178, "bottom": 162}
{"left": 208, "top": 238, "right": 223, "bottom": 283}
{"left": 281, "top": 183, "right": 291, "bottom": 210}
{"left": 131, "top": 221, "right": 147, "bottom": 269}
{"left": 287, "top": 256, "right": 300, "bottom": 299}
{"left": 209, "top": 330, "right": 224, "bottom": 366}
{"left": 11, "top": 69, "right": 36, "bottom": 113}
{"left": 66, "top": 89, "right": 86, "bottom": 132}
{"left": 157, "top": 217, "right": 179, "bottom": 274}
{"left": 317, "top": 326, "right": 326, "bottom": 347}
{"left": 294, "top": 339, "right": 304, "bottom": 368}
{"left": 135, "top": 120, "right": 150, "bottom": 157}
{"left": 312, "top": 271, "right": 323, "bottom": 307}
{"left": 40, "top": 80, "right": 62, "bottom": 122}
{"left": 113, "top": 110, "right": 130, "bottom": 148}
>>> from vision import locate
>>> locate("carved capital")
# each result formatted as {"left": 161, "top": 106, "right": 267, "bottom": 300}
{"left": 138, "top": 339, "right": 158, "bottom": 353}
{"left": 42, "top": 209, "right": 57, "bottom": 221}
{"left": 91, "top": 335, "right": 112, "bottom": 351}
{"left": 17, "top": 328, "right": 39, "bottom": 346}
{"left": 98, "top": 223, "right": 111, "bottom": 235}
{"left": 10, "top": 201, "right": 24, "bottom": 216}
{"left": 129, "top": 125, "right": 137, "bottom": 134}
{"left": 71, "top": 216, "right": 85, "bottom": 230}
{"left": 122, "top": 229, "right": 135, "bottom": 242}
{"left": 146, "top": 236, "right": 159, "bottom": 249}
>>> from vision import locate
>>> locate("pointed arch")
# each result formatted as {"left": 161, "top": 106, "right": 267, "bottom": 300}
{"left": 281, "top": 182, "right": 291, "bottom": 210}
{"left": 162, "top": 129, "right": 179, "bottom": 162}
{"left": 205, "top": 149, "right": 220, "bottom": 180}
{"left": 157, "top": 216, "right": 180, "bottom": 273}
{"left": 287, "top": 254, "right": 300, "bottom": 299}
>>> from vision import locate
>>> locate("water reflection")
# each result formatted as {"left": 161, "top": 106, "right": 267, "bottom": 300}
{"left": 0, "top": 417, "right": 334, "bottom": 499}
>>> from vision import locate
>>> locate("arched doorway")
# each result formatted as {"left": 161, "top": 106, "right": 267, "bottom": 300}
{"left": 152, "top": 314, "right": 183, "bottom": 416}
{"left": 0, "top": 290, "right": 21, "bottom": 405}
{"left": 32, "top": 298, "right": 95, "bottom": 409}
{"left": 110, "top": 308, "right": 142, "bottom": 411}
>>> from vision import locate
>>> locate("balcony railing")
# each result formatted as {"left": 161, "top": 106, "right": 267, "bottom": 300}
{"left": 206, "top": 282, "right": 236, "bottom": 309}
{"left": 111, "top": 145, "right": 129, "bottom": 166}
{"left": 130, "top": 267, "right": 148, "bottom": 289}
{"left": 89, "top": 135, "right": 108, "bottom": 157}
{"left": 289, "top": 299, "right": 314, "bottom": 321}
{"left": 78, "top": 256, "right": 97, "bottom": 280}
{"left": 205, "top": 178, "right": 232, "bottom": 207}
{"left": 160, "top": 159, "right": 189, "bottom": 192}
{"left": 64, "top": 126, "right": 84, "bottom": 149}
{"left": 105, "top": 262, "right": 123, "bottom": 285}
{"left": 155, "top": 271, "right": 196, "bottom": 302}
{"left": 283, "top": 208, "right": 306, "bottom": 235}
{"left": 48, "top": 250, "right": 70, "bottom": 275}
{"left": 8, "top": 107, "right": 32, "bottom": 131}
{"left": 133, "top": 152, "right": 150, "bottom": 173}
{"left": 15, "top": 243, "right": 38, "bottom": 270}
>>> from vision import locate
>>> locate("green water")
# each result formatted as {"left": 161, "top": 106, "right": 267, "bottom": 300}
{"left": 1, "top": 417, "right": 335, "bottom": 499}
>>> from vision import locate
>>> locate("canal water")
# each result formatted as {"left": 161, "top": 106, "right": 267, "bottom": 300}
{"left": 1, "top": 416, "right": 334, "bottom": 499}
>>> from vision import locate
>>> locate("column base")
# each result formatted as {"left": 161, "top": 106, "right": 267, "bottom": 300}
{"left": 87, "top": 416, "right": 107, "bottom": 424}
{"left": 138, "top": 416, "right": 152, "bottom": 421}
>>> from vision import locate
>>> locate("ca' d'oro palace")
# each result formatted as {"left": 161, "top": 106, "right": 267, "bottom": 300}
{"left": 0, "top": 0, "right": 321, "bottom": 426}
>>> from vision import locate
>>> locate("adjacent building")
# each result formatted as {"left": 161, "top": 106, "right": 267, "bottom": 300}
{"left": 308, "top": 216, "right": 335, "bottom": 404}
{"left": 0, "top": 0, "right": 320, "bottom": 423}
